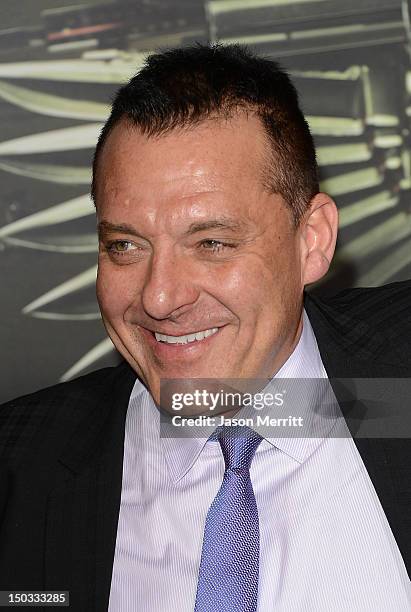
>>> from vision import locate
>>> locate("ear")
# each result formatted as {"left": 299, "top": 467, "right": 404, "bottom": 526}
{"left": 299, "top": 192, "right": 338, "bottom": 286}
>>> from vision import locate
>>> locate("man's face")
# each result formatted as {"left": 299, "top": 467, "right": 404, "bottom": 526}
{"left": 96, "top": 114, "right": 307, "bottom": 407}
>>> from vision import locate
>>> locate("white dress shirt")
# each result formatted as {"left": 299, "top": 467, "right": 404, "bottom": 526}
{"left": 108, "top": 310, "right": 411, "bottom": 611}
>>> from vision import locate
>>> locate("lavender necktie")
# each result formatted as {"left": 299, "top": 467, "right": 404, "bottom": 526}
{"left": 194, "top": 426, "right": 263, "bottom": 612}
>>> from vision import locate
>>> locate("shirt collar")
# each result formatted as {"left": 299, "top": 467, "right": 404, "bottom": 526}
{"left": 129, "top": 310, "right": 337, "bottom": 482}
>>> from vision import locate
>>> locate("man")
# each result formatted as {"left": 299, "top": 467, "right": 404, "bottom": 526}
{"left": 0, "top": 44, "right": 410, "bottom": 611}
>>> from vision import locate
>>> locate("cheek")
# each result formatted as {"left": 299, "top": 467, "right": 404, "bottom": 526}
{"left": 96, "top": 267, "right": 136, "bottom": 319}
{"left": 230, "top": 247, "right": 302, "bottom": 325}
{"left": 209, "top": 261, "right": 281, "bottom": 326}
{"left": 220, "top": 248, "right": 299, "bottom": 300}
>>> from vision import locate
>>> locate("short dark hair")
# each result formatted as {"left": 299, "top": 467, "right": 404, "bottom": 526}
{"left": 91, "top": 43, "right": 319, "bottom": 224}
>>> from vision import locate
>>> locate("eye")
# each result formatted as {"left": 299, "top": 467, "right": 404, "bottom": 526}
{"left": 105, "top": 240, "right": 138, "bottom": 255}
{"left": 109, "top": 240, "right": 132, "bottom": 250}
{"left": 199, "top": 239, "right": 234, "bottom": 253}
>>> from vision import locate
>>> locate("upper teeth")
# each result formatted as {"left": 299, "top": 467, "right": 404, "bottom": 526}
{"left": 154, "top": 328, "right": 219, "bottom": 344}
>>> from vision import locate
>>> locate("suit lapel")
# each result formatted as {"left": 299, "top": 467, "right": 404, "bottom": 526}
{"left": 93, "top": 364, "right": 136, "bottom": 612}
{"left": 44, "top": 362, "right": 136, "bottom": 611}
{"left": 304, "top": 291, "right": 411, "bottom": 576}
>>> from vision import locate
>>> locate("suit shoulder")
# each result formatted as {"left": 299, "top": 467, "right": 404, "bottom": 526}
{"left": 319, "top": 279, "right": 411, "bottom": 324}
{"left": 0, "top": 365, "right": 120, "bottom": 466}
{"left": 306, "top": 280, "right": 411, "bottom": 363}
{"left": 2, "top": 365, "right": 118, "bottom": 408}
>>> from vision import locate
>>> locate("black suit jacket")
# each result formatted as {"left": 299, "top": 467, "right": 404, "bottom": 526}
{"left": 1, "top": 280, "right": 410, "bottom": 610}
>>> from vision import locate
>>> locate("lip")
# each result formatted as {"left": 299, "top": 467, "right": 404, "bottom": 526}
{"left": 139, "top": 325, "right": 224, "bottom": 359}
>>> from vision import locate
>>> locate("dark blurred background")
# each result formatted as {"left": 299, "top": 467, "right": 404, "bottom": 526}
{"left": 1, "top": 0, "right": 411, "bottom": 402}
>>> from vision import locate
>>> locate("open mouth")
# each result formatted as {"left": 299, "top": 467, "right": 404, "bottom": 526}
{"left": 153, "top": 327, "right": 219, "bottom": 345}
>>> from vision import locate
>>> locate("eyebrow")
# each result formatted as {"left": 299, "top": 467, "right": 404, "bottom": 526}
{"left": 98, "top": 217, "right": 249, "bottom": 238}
{"left": 186, "top": 218, "right": 249, "bottom": 234}
{"left": 98, "top": 221, "right": 142, "bottom": 238}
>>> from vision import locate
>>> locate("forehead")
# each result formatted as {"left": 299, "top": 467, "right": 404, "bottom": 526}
{"left": 93, "top": 113, "right": 294, "bottom": 234}
{"left": 96, "top": 113, "right": 269, "bottom": 199}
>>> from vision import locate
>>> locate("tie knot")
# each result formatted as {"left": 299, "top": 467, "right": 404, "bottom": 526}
{"left": 215, "top": 426, "right": 263, "bottom": 470}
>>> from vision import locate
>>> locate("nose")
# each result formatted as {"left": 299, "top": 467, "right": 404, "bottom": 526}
{"left": 141, "top": 248, "right": 200, "bottom": 320}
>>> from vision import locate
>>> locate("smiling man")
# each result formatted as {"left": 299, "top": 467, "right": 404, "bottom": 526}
{"left": 1, "top": 45, "right": 410, "bottom": 611}
{"left": 95, "top": 111, "right": 334, "bottom": 405}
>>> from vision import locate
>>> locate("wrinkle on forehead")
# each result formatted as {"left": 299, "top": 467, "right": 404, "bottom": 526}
{"left": 95, "top": 112, "right": 279, "bottom": 233}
